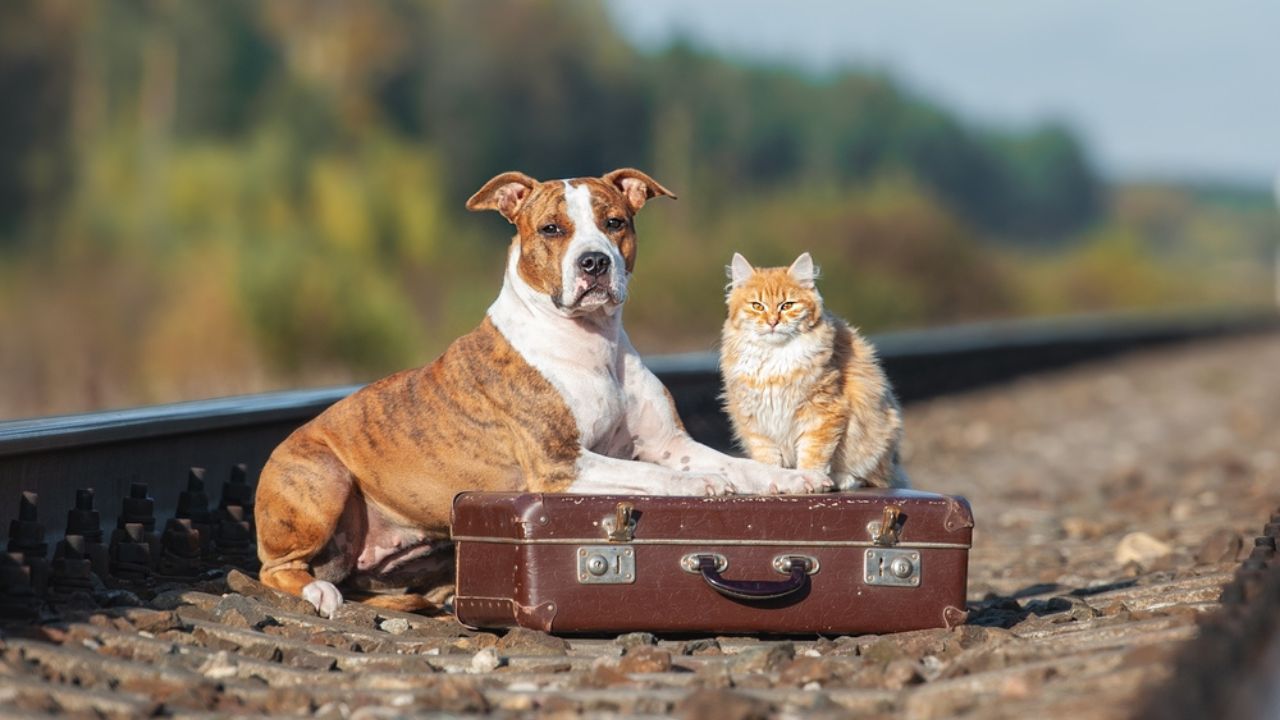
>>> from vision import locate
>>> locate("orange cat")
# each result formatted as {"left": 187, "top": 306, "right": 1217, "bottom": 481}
{"left": 720, "top": 252, "right": 909, "bottom": 489}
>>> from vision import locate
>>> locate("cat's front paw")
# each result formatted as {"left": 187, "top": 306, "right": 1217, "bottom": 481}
{"left": 831, "top": 472, "right": 866, "bottom": 491}
{"left": 728, "top": 461, "right": 832, "bottom": 495}
{"left": 766, "top": 467, "right": 835, "bottom": 495}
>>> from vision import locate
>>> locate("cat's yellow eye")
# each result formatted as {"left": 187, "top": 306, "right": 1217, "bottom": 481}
{"left": 750, "top": 302, "right": 765, "bottom": 312}
{"left": 779, "top": 301, "right": 795, "bottom": 311}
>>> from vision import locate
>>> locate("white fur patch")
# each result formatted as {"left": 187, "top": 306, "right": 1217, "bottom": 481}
{"left": 302, "top": 580, "right": 344, "bottom": 619}
{"left": 568, "top": 450, "right": 734, "bottom": 495}
{"left": 724, "top": 330, "right": 830, "bottom": 467}
{"left": 728, "top": 327, "right": 828, "bottom": 380}
{"left": 487, "top": 244, "right": 627, "bottom": 450}
{"left": 561, "top": 181, "right": 628, "bottom": 309}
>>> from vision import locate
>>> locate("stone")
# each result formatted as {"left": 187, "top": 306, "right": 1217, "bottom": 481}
{"left": 197, "top": 651, "right": 241, "bottom": 680}
{"left": 859, "top": 637, "right": 908, "bottom": 665}
{"left": 95, "top": 588, "right": 143, "bottom": 608}
{"left": 150, "top": 589, "right": 220, "bottom": 611}
{"left": 616, "top": 646, "right": 672, "bottom": 674}
{"left": 1061, "top": 516, "right": 1107, "bottom": 540}
{"left": 953, "top": 624, "right": 1014, "bottom": 650}
{"left": 495, "top": 627, "right": 569, "bottom": 656}
{"left": 1195, "top": 530, "right": 1244, "bottom": 565}
{"left": 614, "top": 631, "right": 657, "bottom": 649}
{"left": 884, "top": 659, "right": 924, "bottom": 689}
{"left": 1115, "top": 532, "right": 1174, "bottom": 569}
{"left": 585, "top": 658, "right": 631, "bottom": 687}
{"left": 225, "top": 570, "right": 317, "bottom": 616}
{"left": 213, "top": 594, "right": 275, "bottom": 630}
{"left": 121, "top": 608, "right": 185, "bottom": 634}
{"left": 692, "top": 664, "right": 733, "bottom": 689}
{"left": 681, "top": 638, "right": 722, "bottom": 656}
{"left": 522, "top": 661, "right": 572, "bottom": 674}
{"left": 675, "top": 689, "right": 771, "bottom": 720}
{"left": 285, "top": 650, "right": 338, "bottom": 672}
{"left": 777, "top": 656, "right": 836, "bottom": 687}
{"left": 731, "top": 642, "right": 794, "bottom": 673}
{"left": 422, "top": 677, "right": 489, "bottom": 713}
{"left": 378, "top": 618, "right": 411, "bottom": 635}
{"left": 469, "top": 647, "right": 503, "bottom": 673}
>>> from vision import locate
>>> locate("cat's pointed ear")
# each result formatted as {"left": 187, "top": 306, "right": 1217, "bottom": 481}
{"left": 788, "top": 252, "right": 819, "bottom": 288}
{"left": 728, "top": 253, "right": 755, "bottom": 287}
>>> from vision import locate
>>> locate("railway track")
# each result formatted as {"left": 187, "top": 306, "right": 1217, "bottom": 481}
{"left": 1, "top": 311, "right": 1278, "bottom": 718}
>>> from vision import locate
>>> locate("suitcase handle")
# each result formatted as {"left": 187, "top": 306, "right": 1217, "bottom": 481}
{"left": 697, "top": 555, "right": 809, "bottom": 601}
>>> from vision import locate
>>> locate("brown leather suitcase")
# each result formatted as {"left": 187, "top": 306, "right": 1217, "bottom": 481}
{"left": 451, "top": 490, "right": 973, "bottom": 634}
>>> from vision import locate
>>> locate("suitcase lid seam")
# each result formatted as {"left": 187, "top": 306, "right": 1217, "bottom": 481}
{"left": 451, "top": 535, "right": 971, "bottom": 549}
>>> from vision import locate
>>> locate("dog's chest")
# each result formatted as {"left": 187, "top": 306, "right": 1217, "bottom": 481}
{"left": 489, "top": 312, "right": 629, "bottom": 452}
{"left": 547, "top": 360, "right": 628, "bottom": 451}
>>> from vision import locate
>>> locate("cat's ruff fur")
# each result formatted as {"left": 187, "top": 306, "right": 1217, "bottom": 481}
{"left": 720, "top": 252, "right": 909, "bottom": 490}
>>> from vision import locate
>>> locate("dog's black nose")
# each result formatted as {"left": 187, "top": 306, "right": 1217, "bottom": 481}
{"left": 578, "top": 251, "right": 610, "bottom": 277}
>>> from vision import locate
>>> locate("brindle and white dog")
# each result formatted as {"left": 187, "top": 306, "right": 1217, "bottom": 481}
{"left": 255, "top": 169, "right": 833, "bottom": 617}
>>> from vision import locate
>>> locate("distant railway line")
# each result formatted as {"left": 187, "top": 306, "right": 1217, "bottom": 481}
{"left": 1, "top": 310, "right": 1277, "bottom": 718}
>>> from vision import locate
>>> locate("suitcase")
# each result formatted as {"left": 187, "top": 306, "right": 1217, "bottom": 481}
{"left": 451, "top": 489, "right": 973, "bottom": 634}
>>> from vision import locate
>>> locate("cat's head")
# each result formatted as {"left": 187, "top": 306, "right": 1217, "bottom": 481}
{"left": 724, "top": 252, "right": 823, "bottom": 345}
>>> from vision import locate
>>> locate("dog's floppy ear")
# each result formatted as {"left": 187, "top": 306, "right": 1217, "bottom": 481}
{"left": 466, "top": 171, "right": 539, "bottom": 223}
{"left": 603, "top": 168, "right": 677, "bottom": 213}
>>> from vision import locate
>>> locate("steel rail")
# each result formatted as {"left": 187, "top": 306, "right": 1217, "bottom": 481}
{"left": 1, "top": 309, "right": 1276, "bottom": 544}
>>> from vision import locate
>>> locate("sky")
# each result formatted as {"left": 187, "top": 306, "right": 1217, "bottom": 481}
{"left": 604, "top": 0, "right": 1278, "bottom": 187}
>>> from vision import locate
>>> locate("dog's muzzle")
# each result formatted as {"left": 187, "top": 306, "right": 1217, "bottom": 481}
{"left": 564, "top": 251, "right": 625, "bottom": 311}
{"left": 578, "top": 252, "right": 610, "bottom": 277}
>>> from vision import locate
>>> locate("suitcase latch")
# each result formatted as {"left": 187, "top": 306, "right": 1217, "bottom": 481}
{"left": 576, "top": 546, "right": 635, "bottom": 584}
{"left": 601, "top": 501, "right": 636, "bottom": 543}
{"left": 867, "top": 505, "right": 903, "bottom": 546}
{"left": 864, "top": 547, "right": 921, "bottom": 587}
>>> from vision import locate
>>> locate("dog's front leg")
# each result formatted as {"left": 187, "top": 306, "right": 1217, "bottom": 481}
{"left": 656, "top": 434, "right": 833, "bottom": 495}
{"left": 618, "top": 342, "right": 832, "bottom": 495}
{"left": 566, "top": 450, "right": 737, "bottom": 496}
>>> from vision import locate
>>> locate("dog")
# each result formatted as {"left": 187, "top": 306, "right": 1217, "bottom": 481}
{"left": 254, "top": 169, "right": 834, "bottom": 617}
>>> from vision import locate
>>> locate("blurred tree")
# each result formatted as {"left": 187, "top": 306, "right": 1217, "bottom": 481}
{"left": 0, "top": 0, "right": 1266, "bottom": 418}
{"left": 0, "top": 1, "right": 75, "bottom": 245}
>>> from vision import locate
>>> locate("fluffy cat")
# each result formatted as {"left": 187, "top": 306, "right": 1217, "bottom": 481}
{"left": 720, "top": 252, "right": 909, "bottom": 490}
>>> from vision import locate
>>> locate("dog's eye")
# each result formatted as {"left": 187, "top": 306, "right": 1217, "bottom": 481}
{"left": 779, "top": 301, "right": 795, "bottom": 311}
{"left": 750, "top": 302, "right": 765, "bottom": 312}
{"left": 605, "top": 217, "right": 625, "bottom": 231}
{"left": 539, "top": 224, "right": 563, "bottom": 236}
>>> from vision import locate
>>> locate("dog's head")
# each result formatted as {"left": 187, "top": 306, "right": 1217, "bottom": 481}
{"left": 467, "top": 169, "right": 675, "bottom": 316}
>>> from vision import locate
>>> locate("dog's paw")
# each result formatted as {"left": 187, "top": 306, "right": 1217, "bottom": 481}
{"left": 302, "top": 580, "right": 344, "bottom": 619}
{"left": 687, "top": 472, "right": 737, "bottom": 496}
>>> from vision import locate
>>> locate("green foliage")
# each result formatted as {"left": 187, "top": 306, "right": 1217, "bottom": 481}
{"left": 0, "top": 0, "right": 1272, "bottom": 418}
{"left": 0, "top": 1, "right": 1105, "bottom": 243}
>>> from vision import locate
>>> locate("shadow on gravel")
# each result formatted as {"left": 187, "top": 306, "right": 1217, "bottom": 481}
{"left": 966, "top": 579, "right": 1137, "bottom": 628}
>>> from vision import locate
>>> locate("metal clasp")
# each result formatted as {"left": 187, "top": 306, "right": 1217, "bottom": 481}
{"left": 772, "top": 554, "right": 820, "bottom": 575}
{"left": 601, "top": 501, "right": 636, "bottom": 543}
{"left": 576, "top": 546, "right": 635, "bottom": 584}
{"left": 680, "top": 553, "right": 727, "bottom": 574}
{"left": 867, "top": 505, "right": 903, "bottom": 546}
{"left": 865, "top": 547, "right": 921, "bottom": 587}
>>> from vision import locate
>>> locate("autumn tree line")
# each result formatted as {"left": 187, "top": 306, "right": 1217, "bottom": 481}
{"left": 0, "top": 1, "right": 1271, "bottom": 418}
